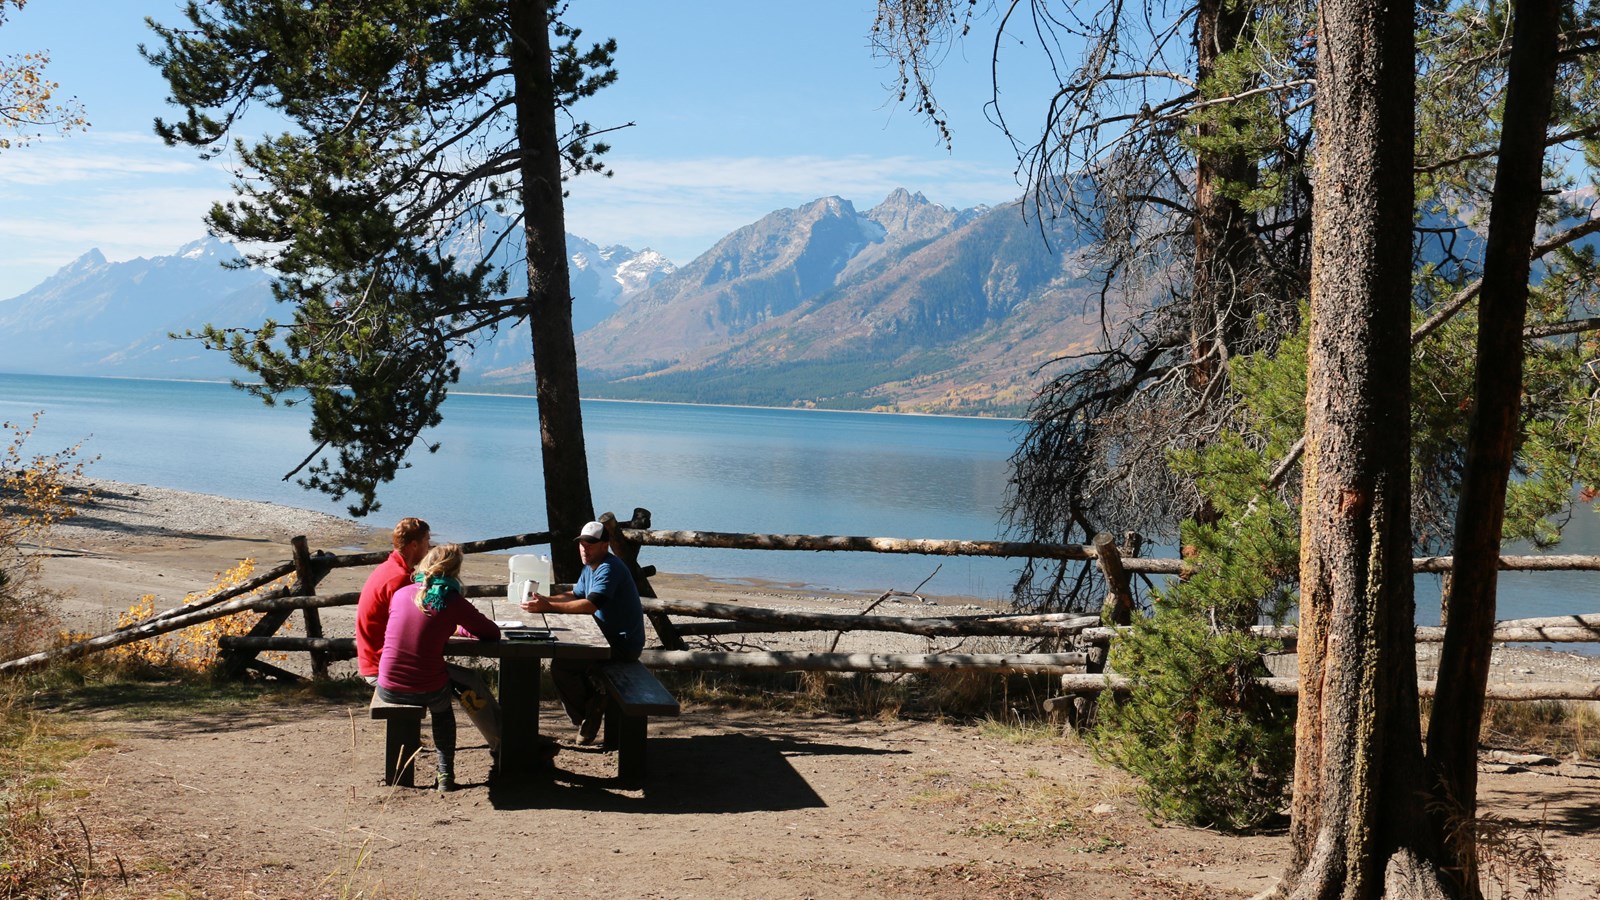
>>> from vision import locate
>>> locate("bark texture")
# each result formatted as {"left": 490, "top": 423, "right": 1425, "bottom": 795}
{"left": 1275, "top": 0, "right": 1447, "bottom": 893}
{"left": 1425, "top": 0, "right": 1562, "bottom": 891}
{"left": 510, "top": 0, "right": 595, "bottom": 581}
{"left": 1191, "top": 0, "right": 1259, "bottom": 390}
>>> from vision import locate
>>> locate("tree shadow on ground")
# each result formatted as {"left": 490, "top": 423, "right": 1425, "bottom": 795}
{"left": 49, "top": 508, "right": 264, "bottom": 543}
{"left": 34, "top": 678, "right": 369, "bottom": 736}
{"left": 1490, "top": 779, "right": 1600, "bottom": 836}
{"left": 487, "top": 730, "right": 907, "bottom": 815}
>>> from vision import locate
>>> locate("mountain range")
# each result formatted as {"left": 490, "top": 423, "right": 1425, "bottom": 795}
{"left": 0, "top": 188, "right": 1111, "bottom": 415}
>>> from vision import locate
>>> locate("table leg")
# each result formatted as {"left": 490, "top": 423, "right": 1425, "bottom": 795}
{"left": 497, "top": 656, "right": 545, "bottom": 779}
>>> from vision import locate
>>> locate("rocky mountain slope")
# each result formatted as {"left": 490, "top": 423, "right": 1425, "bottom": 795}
{"left": 0, "top": 189, "right": 1114, "bottom": 414}
{"left": 0, "top": 234, "right": 674, "bottom": 381}
{"left": 561, "top": 190, "right": 1106, "bottom": 414}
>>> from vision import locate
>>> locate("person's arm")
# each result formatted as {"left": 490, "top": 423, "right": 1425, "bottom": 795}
{"left": 454, "top": 596, "right": 502, "bottom": 642}
{"left": 522, "top": 590, "right": 596, "bottom": 616}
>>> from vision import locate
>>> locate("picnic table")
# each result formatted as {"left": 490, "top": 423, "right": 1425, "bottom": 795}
{"left": 443, "top": 614, "right": 611, "bottom": 779}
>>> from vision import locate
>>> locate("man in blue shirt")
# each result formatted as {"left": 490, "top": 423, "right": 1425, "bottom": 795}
{"left": 521, "top": 520, "right": 645, "bottom": 744}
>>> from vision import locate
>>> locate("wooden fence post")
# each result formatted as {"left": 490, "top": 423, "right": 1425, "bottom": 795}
{"left": 1065, "top": 533, "right": 1138, "bottom": 730}
{"left": 1093, "top": 533, "right": 1135, "bottom": 627}
{"left": 603, "top": 509, "right": 686, "bottom": 651}
{"left": 219, "top": 535, "right": 329, "bottom": 680}
{"left": 298, "top": 548, "right": 335, "bottom": 679}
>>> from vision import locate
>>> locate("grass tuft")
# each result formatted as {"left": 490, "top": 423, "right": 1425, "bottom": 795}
{"left": 1480, "top": 699, "right": 1600, "bottom": 760}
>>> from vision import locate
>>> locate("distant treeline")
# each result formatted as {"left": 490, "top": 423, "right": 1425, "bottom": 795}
{"left": 532, "top": 355, "right": 1030, "bottom": 417}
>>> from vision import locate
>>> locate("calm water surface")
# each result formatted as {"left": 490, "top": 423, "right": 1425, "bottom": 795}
{"left": 5, "top": 372, "right": 1597, "bottom": 632}
{"left": 1, "top": 373, "right": 1021, "bottom": 598}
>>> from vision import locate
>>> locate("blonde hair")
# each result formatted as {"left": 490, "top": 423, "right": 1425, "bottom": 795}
{"left": 415, "top": 543, "right": 463, "bottom": 579}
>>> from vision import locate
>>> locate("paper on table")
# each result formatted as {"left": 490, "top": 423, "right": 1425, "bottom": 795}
{"left": 494, "top": 620, "right": 524, "bottom": 629}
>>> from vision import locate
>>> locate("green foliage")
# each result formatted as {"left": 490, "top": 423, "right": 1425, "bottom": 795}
{"left": 1092, "top": 322, "right": 1304, "bottom": 832}
{"left": 1094, "top": 610, "right": 1295, "bottom": 831}
{"left": 1183, "top": 7, "right": 1313, "bottom": 214}
{"left": 0, "top": 414, "right": 92, "bottom": 660}
{"left": 1410, "top": 237, "right": 1600, "bottom": 551}
{"left": 144, "top": 0, "right": 616, "bottom": 515}
{"left": 1504, "top": 242, "right": 1600, "bottom": 547}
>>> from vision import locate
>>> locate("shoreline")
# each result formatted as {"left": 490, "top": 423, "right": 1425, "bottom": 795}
{"left": 6, "top": 371, "right": 1024, "bottom": 421}
{"left": 30, "top": 477, "right": 1600, "bottom": 684}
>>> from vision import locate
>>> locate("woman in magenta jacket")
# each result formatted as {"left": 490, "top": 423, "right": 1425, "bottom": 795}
{"left": 377, "top": 544, "right": 500, "bottom": 791}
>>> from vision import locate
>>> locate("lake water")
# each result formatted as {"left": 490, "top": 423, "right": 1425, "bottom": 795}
{"left": 4, "top": 372, "right": 1598, "bottom": 635}
{"left": 0, "top": 372, "right": 1022, "bottom": 599}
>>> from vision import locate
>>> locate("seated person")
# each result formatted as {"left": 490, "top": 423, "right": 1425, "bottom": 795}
{"left": 356, "top": 517, "right": 431, "bottom": 685}
{"left": 377, "top": 544, "right": 500, "bottom": 792}
{"left": 521, "top": 520, "right": 645, "bottom": 745}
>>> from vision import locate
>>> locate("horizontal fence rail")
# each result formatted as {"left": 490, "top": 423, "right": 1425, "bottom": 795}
{"left": 643, "top": 598, "right": 1102, "bottom": 637}
{"left": 8, "top": 511, "right": 1600, "bottom": 685}
{"left": 622, "top": 527, "right": 1600, "bottom": 576}
{"left": 1049, "top": 674, "right": 1600, "bottom": 701}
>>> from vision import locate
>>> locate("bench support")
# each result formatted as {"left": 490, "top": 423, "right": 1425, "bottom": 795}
{"left": 596, "top": 660, "right": 680, "bottom": 785}
{"left": 370, "top": 693, "right": 426, "bottom": 787}
{"left": 601, "top": 700, "right": 652, "bottom": 782}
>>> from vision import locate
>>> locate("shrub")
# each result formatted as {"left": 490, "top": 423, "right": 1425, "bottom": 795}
{"left": 65, "top": 559, "right": 291, "bottom": 673}
{"left": 0, "top": 413, "right": 93, "bottom": 660}
{"left": 1090, "top": 330, "right": 1302, "bottom": 832}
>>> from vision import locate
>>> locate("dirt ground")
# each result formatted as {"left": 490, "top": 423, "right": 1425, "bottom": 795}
{"left": 24, "top": 480, "right": 1600, "bottom": 898}
{"left": 44, "top": 687, "right": 1600, "bottom": 900}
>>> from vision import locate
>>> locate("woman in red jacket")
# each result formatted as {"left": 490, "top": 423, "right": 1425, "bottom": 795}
{"left": 377, "top": 544, "right": 500, "bottom": 792}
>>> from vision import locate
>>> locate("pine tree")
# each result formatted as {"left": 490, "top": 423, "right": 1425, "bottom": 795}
{"left": 144, "top": 0, "right": 615, "bottom": 576}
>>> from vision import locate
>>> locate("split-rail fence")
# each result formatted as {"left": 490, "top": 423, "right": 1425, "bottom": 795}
{"left": 5, "top": 508, "right": 1599, "bottom": 705}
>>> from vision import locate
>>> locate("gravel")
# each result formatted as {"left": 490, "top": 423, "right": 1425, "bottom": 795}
{"left": 45, "top": 478, "right": 372, "bottom": 550}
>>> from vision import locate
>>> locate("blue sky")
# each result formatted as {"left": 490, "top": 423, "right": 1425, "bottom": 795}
{"left": 0, "top": 1, "right": 1061, "bottom": 299}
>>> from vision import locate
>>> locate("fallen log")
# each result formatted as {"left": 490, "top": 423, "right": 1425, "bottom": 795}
{"left": 213, "top": 638, "right": 1086, "bottom": 672}
{"left": 0, "top": 582, "right": 299, "bottom": 674}
{"left": 221, "top": 636, "right": 355, "bottom": 658}
{"left": 1046, "top": 675, "right": 1600, "bottom": 701}
{"left": 1077, "top": 613, "right": 1600, "bottom": 645}
{"left": 0, "top": 579, "right": 529, "bottom": 674}
{"left": 638, "top": 649, "right": 1085, "bottom": 673}
{"left": 218, "top": 635, "right": 523, "bottom": 662}
{"left": 1482, "top": 612, "right": 1600, "bottom": 629}
{"left": 319, "top": 530, "right": 555, "bottom": 571}
{"left": 146, "top": 560, "right": 297, "bottom": 622}
{"left": 643, "top": 597, "right": 1101, "bottom": 637}
{"left": 1413, "top": 554, "right": 1600, "bottom": 573}
{"left": 675, "top": 622, "right": 812, "bottom": 637}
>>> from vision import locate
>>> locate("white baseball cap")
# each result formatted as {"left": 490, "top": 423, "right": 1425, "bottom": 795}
{"left": 576, "top": 521, "right": 607, "bottom": 542}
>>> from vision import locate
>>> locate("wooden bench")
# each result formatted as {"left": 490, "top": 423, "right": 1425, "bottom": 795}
{"left": 370, "top": 691, "right": 427, "bottom": 787}
{"left": 596, "top": 660, "right": 680, "bottom": 782}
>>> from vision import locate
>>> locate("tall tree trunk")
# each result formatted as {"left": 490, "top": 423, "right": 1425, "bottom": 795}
{"left": 1426, "top": 0, "right": 1561, "bottom": 892}
{"left": 1188, "top": 0, "right": 1260, "bottom": 539}
{"left": 509, "top": 0, "right": 595, "bottom": 581}
{"left": 1271, "top": 0, "right": 1448, "bottom": 894}
{"left": 1191, "top": 0, "right": 1258, "bottom": 391}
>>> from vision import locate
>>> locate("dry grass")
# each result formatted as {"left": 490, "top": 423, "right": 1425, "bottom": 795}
{"left": 1480, "top": 700, "right": 1600, "bottom": 760}
{"left": 662, "top": 667, "right": 1065, "bottom": 724}
{"left": 927, "top": 770, "right": 1134, "bottom": 850}
{"left": 0, "top": 679, "right": 119, "bottom": 899}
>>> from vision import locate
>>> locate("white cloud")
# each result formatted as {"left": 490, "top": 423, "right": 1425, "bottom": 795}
{"left": 0, "top": 131, "right": 209, "bottom": 188}
{"left": 0, "top": 132, "right": 235, "bottom": 297}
